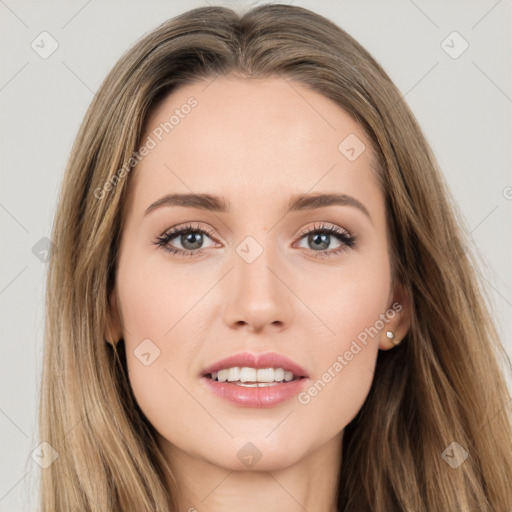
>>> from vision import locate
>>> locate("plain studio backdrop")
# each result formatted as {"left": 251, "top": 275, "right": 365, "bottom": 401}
{"left": 1, "top": 1, "right": 511, "bottom": 510}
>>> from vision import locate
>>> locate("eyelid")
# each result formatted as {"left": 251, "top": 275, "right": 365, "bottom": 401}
{"left": 154, "top": 221, "right": 356, "bottom": 257}
{"left": 155, "top": 222, "right": 220, "bottom": 247}
{"left": 295, "top": 222, "right": 352, "bottom": 239}
{"left": 157, "top": 222, "right": 352, "bottom": 244}
{"left": 159, "top": 222, "right": 217, "bottom": 239}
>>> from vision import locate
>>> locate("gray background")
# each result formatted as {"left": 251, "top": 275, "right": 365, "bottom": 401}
{"left": 1, "top": 1, "right": 511, "bottom": 510}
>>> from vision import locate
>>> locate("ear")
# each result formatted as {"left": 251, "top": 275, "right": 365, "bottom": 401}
{"left": 104, "top": 288, "right": 123, "bottom": 346}
{"left": 378, "top": 280, "right": 411, "bottom": 350}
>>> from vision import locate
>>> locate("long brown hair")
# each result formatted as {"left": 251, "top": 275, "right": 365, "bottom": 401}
{"left": 39, "top": 4, "right": 512, "bottom": 510}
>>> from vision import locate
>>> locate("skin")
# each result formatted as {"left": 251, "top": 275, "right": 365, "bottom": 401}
{"left": 106, "top": 76, "right": 411, "bottom": 511}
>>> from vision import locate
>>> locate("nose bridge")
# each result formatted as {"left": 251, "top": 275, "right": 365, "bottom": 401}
{"left": 223, "top": 228, "right": 291, "bottom": 330}
{"left": 235, "top": 230, "right": 280, "bottom": 301}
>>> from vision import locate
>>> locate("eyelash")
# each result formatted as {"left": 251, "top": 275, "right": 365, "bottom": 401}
{"left": 152, "top": 222, "right": 357, "bottom": 259}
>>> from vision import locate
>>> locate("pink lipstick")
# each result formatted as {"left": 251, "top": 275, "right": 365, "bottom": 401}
{"left": 200, "top": 351, "right": 310, "bottom": 408}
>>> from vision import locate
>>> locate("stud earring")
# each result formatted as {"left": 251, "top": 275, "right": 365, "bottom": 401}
{"left": 386, "top": 330, "right": 401, "bottom": 346}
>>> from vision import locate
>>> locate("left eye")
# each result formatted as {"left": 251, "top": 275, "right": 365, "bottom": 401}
{"left": 154, "top": 223, "right": 217, "bottom": 255}
{"left": 295, "top": 229, "right": 347, "bottom": 252}
{"left": 292, "top": 223, "right": 356, "bottom": 256}
{"left": 153, "top": 222, "right": 356, "bottom": 257}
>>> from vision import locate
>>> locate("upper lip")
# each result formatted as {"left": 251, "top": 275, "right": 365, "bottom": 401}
{"left": 202, "top": 352, "right": 309, "bottom": 378}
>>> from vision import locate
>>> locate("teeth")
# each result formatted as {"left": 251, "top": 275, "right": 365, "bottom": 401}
{"left": 240, "top": 367, "right": 257, "bottom": 382}
{"left": 274, "top": 368, "right": 284, "bottom": 381}
{"left": 209, "top": 367, "right": 298, "bottom": 383}
{"left": 227, "top": 367, "right": 241, "bottom": 382}
{"left": 256, "top": 368, "right": 274, "bottom": 382}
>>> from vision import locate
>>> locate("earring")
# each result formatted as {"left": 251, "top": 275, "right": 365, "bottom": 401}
{"left": 386, "top": 331, "right": 401, "bottom": 346}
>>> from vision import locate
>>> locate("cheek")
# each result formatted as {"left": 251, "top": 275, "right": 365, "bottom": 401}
{"left": 117, "top": 258, "right": 172, "bottom": 338}
{"left": 296, "top": 240, "right": 391, "bottom": 350}
{"left": 115, "top": 252, "right": 190, "bottom": 421}
{"left": 116, "top": 249, "right": 226, "bottom": 442}
{"left": 117, "top": 249, "right": 212, "bottom": 345}
{"left": 293, "top": 247, "right": 390, "bottom": 429}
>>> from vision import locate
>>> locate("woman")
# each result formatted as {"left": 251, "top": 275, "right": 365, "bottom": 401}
{"left": 39, "top": 3, "right": 512, "bottom": 511}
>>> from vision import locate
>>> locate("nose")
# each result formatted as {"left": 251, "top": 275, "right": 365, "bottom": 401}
{"left": 222, "top": 240, "right": 293, "bottom": 333}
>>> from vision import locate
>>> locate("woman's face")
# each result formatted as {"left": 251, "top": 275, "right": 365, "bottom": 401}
{"left": 109, "top": 76, "right": 409, "bottom": 472}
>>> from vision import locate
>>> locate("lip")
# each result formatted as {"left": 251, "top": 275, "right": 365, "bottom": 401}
{"left": 201, "top": 351, "right": 309, "bottom": 378}
{"left": 200, "top": 376, "right": 309, "bottom": 408}
{"left": 200, "top": 351, "right": 310, "bottom": 408}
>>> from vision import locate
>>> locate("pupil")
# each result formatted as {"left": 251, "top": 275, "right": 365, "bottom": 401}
{"left": 182, "top": 232, "right": 202, "bottom": 250}
{"left": 310, "top": 233, "right": 329, "bottom": 250}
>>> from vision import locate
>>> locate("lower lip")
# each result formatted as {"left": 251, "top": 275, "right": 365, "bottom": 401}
{"left": 200, "top": 376, "right": 309, "bottom": 408}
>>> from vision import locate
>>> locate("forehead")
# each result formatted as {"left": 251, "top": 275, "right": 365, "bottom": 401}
{"left": 126, "top": 76, "right": 381, "bottom": 215}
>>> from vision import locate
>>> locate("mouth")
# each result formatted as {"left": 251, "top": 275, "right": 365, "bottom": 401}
{"left": 200, "top": 352, "right": 309, "bottom": 407}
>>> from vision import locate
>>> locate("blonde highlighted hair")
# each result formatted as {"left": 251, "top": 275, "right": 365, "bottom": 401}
{"left": 39, "top": 4, "right": 512, "bottom": 511}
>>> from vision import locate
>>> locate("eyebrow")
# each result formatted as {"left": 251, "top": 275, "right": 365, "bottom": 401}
{"left": 144, "top": 192, "right": 372, "bottom": 222}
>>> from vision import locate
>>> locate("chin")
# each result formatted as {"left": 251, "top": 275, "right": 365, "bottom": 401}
{"left": 206, "top": 441, "right": 307, "bottom": 472}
